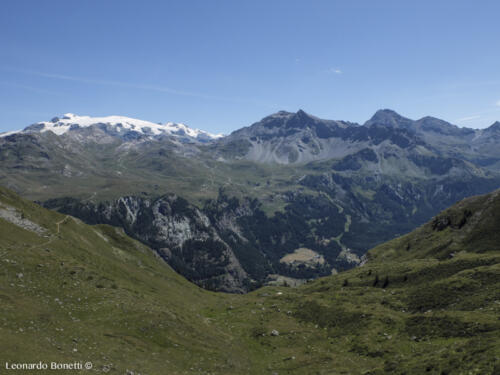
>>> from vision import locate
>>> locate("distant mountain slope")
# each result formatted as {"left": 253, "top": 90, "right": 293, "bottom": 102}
{"left": 1, "top": 113, "right": 223, "bottom": 143}
{"left": 211, "top": 110, "right": 365, "bottom": 164}
{"left": 1, "top": 186, "right": 500, "bottom": 374}
{"left": 214, "top": 109, "right": 500, "bottom": 170}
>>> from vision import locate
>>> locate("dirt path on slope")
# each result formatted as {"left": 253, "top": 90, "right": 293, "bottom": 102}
{"left": 55, "top": 215, "right": 71, "bottom": 234}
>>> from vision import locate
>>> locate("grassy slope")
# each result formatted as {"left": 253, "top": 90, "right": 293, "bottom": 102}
{"left": 1, "top": 186, "right": 500, "bottom": 374}
{"left": 0, "top": 186, "right": 258, "bottom": 374}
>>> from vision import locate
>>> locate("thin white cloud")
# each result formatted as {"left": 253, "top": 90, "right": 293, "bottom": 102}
{"left": 0, "top": 66, "right": 274, "bottom": 108}
{"left": 326, "top": 67, "right": 342, "bottom": 75}
{"left": 456, "top": 115, "right": 481, "bottom": 123}
{"left": 455, "top": 105, "right": 500, "bottom": 124}
{"left": 496, "top": 99, "right": 500, "bottom": 107}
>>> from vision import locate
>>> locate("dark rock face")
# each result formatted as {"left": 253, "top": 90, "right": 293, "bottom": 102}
{"left": 332, "top": 148, "right": 379, "bottom": 171}
{"left": 486, "top": 121, "right": 500, "bottom": 131}
{"left": 432, "top": 209, "right": 473, "bottom": 231}
{"left": 432, "top": 216, "right": 452, "bottom": 231}
{"left": 44, "top": 192, "right": 349, "bottom": 291}
{"left": 43, "top": 195, "right": 249, "bottom": 293}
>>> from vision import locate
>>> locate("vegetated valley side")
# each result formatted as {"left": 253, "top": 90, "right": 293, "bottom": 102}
{"left": 1, "top": 183, "right": 499, "bottom": 374}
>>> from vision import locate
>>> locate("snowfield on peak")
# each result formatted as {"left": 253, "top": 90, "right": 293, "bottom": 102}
{"left": 0, "top": 113, "right": 224, "bottom": 142}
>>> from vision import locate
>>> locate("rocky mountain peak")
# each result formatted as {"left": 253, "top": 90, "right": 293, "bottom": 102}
{"left": 365, "top": 109, "right": 413, "bottom": 129}
{"left": 415, "top": 116, "right": 458, "bottom": 132}
{"left": 417, "top": 116, "right": 451, "bottom": 125}
{"left": 295, "top": 109, "right": 309, "bottom": 118}
{"left": 486, "top": 121, "right": 500, "bottom": 131}
{"left": 285, "top": 109, "right": 319, "bottom": 129}
{"left": 272, "top": 110, "right": 294, "bottom": 117}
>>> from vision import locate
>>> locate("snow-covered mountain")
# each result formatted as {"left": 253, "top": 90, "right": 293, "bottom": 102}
{"left": 0, "top": 113, "right": 224, "bottom": 143}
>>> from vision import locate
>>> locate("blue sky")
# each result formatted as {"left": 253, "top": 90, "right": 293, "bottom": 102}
{"left": 1, "top": 0, "right": 500, "bottom": 134}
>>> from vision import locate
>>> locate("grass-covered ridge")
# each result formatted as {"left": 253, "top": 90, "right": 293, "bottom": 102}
{"left": 1, "top": 185, "right": 500, "bottom": 374}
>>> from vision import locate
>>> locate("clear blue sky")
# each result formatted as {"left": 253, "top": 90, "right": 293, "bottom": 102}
{"left": 1, "top": 0, "right": 500, "bottom": 134}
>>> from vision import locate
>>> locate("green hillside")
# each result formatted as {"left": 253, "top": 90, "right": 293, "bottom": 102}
{"left": 1, "top": 185, "right": 499, "bottom": 374}
{"left": 0, "top": 185, "right": 252, "bottom": 374}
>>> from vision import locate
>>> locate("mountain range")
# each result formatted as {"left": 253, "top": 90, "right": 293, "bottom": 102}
{"left": 215, "top": 109, "right": 500, "bottom": 169}
{"left": 2, "top": 109, "right": 500, "bottom": 292}
{"left": 1, "top": 113, "right": 223, "bottom": 143}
